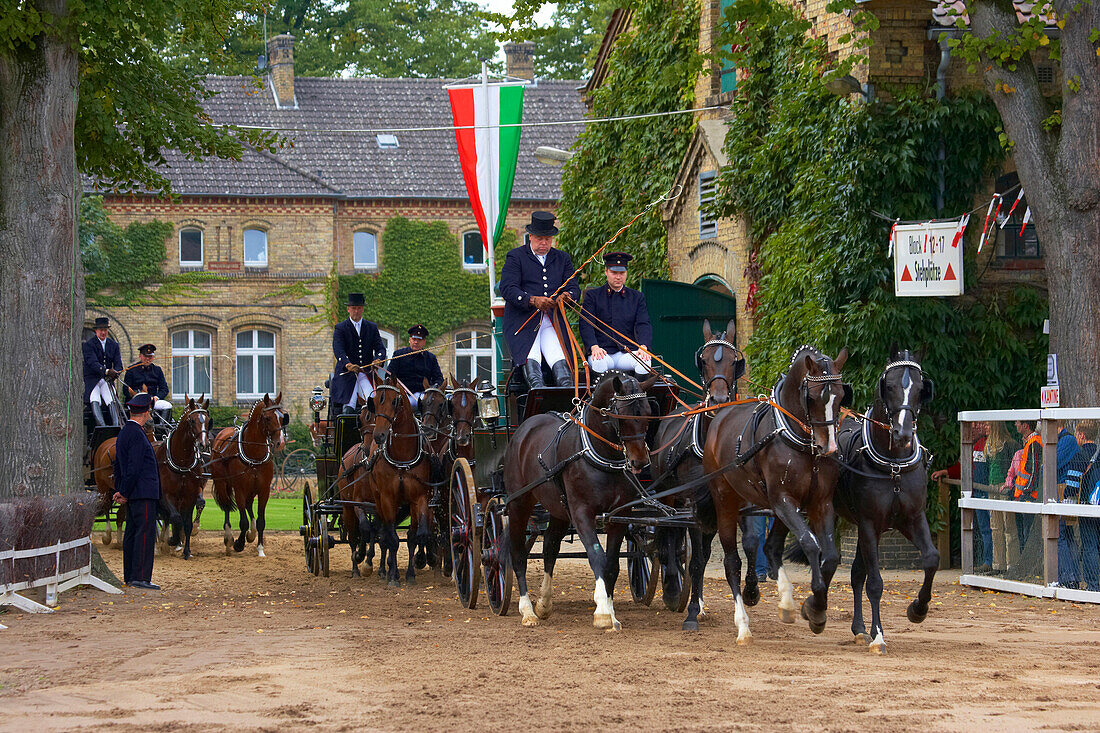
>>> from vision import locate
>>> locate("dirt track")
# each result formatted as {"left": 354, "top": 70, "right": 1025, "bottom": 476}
{"left": 2, "top": 531, "right": 1099, "bottom": 732}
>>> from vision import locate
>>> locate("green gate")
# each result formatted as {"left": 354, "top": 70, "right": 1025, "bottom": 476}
{"left": 640, "top": 279, "right": 738, "bottom": 389}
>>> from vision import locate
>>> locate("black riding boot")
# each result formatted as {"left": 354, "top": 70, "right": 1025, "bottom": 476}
{"left": 550, "top": 360, "right": 574, "bottom": 388}
{"left": 342, "top": 403, "right": 360, "bottom": 416}
{"left": 91, "top": 401, "right": 109, "bottom": 428}
{"left": 524, "top": 359, "right": 545, "bottom": 389}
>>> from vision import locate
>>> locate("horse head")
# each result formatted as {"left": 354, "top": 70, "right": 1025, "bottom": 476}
{"left": 593, "top": 371, "right": 658, "bottom": 474}
{"left": 781, "top": 346, "right": 850, "bottom": 456}
{"left": 181, "top": 394, "right": 210, "bottom": 456}
{"left": 372, "top": 376, "right": 405, "bottom": 447}
{"left": 419, "top": 377, "right": 449, "bottom": 436}
{"left": 259, "top": 392, "right": 288, "bottom": 451}
{"left": 697, "top": 318, "right": 744, "bottom": 405}
{"left": 448, "top": 375, "right": 478, "bottom": 448}
{"left": 878, "top": 349, "right": 932, "bottom": 451}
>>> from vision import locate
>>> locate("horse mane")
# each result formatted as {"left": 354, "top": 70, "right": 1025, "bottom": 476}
{"left": 591, "top": 370, "right": 636, "bottom": 408}
{"left": 788, "top": 344, "right": 825, "bottom": 368}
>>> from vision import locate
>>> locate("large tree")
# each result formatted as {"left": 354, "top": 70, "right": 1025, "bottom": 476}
{"left": 0, "top": 0, "right": 274, "bottom": 499}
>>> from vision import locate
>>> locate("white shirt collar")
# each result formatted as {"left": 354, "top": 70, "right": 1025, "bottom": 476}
{"left": 350, "top": 318, "right": 362, "bottom": 334}
{"left": 530, "top": 244, "right": 548, "bottom": 265}
{"left": 99, "top": 338, "right": 107, "bottom": 349}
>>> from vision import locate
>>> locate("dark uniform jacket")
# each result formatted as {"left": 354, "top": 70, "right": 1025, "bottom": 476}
{"left": 498, "top": 245, "right": 580, "bottom": 364}
{"left": 1066, "top": 442, "right": 1100, "bottom": 504}
{"left": 112, "top": 420, "right": 162, "bottom": 501}
{"left": 389, "top": 347, "right": 444, "bottom": 394}
{"left": 82, "top": 336, "right": 123, "bottom": 402}
{"left": 579, "top": 284, "right": 653, "bottom": 354}
{"left": 331, "top": 317, "right": 386, "bottom": 405}
{"left": 123, "top": 363, "right": 170, "bottom": 400}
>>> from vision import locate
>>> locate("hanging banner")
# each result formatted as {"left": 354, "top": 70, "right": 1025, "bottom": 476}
{"left": 892, "top": 220, "right": 965, "bottom": 297}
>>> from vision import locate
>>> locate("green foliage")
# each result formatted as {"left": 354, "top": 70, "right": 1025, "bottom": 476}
{"left": 334, "top": 218, "right": 515, "bottom": 337}
{"left": 534, "top": 0, "right": 620, "bottom": 79}
{"left": 555, "top": 0, "right": 703, "bottom": 290}
{"left": 715, "top": 0, "right": 1047, "bottom": 522}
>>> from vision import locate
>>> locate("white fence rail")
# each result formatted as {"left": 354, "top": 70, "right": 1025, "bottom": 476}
{"left": 0, "top": 535, "right": 122, "bottom": 629}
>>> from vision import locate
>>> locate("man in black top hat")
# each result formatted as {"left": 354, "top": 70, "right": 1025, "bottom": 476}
{"left": 389, "top": 324, "right": 445, "bottom": 408}
{"left": 580, "top": 251, "right": 653, "bottom": 375}
{"left": 82, "top": 316, "right": 123, "bottom": 427}
{"left": 331, "top": 292, "right": 387, "bottom": 414}
{"left": 498, "top": 211, "right": 580, "bottom": 388}
{"left": 123, "top": 343, "right": 173, "bottom": 425}
{"left": 112, "top": 392, "right": 162, "bottom": 590}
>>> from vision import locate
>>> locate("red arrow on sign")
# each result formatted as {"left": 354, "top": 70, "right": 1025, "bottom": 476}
{"left": 944, "top": 263, "right": 956, "bottom": 280}
{"left": 901, "top": 265, "right": 913, "bottom": 281}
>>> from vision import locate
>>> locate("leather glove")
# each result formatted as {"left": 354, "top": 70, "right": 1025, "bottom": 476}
{"left": 345, "top": 363, "right": 360, "bottom": 374}
{"left": 105, "top": 368, "right": 119, "bottom": 379}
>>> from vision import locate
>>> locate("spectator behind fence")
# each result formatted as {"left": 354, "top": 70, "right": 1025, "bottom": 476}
{"left": 1007, "top": 420, "right": 1042, "bottom": 551}
{"left": 1064, "top": 420, "right": 1100, "bottom": 591}
{"left": 933, "top": 422, "right": 991, "bottom": 571}
{"left": 985, "top": 421, "right": 1021, "bottom": 575}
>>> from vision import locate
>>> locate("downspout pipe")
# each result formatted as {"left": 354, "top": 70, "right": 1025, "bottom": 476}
{"left": 935, "top": 35, "right": 951, "bottom": 213}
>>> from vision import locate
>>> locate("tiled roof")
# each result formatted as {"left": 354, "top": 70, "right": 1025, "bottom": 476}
{"left": 931, "top": 0, "right": 1055, "bottom": 27}
{"left": 92, "top": 75, "right": 586, "bottom": 201}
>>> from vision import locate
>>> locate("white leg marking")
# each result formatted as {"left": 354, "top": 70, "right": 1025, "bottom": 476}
{"left": 593, "top": 577, "right": 620, "bottom": 630}
{"left": 777, "top": 567, "right": 796, "bottom": 624}
{"left": 869, "top": 630, "right": 886, "bottom": 655}
{"left": 697, "top": 593, "right": 708, "bottom": 621}
{"left": 519, "top": 594, "right": 539, "bottom": 627}
{"left": 535, "top": 572, "right": 554, "bottom": 619}
{"left": 734, "top": 595, "right": 752, "bottom": 645}
{"left": 257, "top": 542, "right": 265, "bottom": 558}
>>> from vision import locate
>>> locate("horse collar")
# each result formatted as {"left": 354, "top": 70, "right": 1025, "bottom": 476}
{"left": 859, "top": 408, "right": 923, "bottom": 473}
{"left": 579, "top": 403, "right": 627, "bottom": 472}
{"left": 770, "top": 384, "right": 813, "bottom": 450}
{"left": 237, "top": 425, "right": 272, "bottom": 467}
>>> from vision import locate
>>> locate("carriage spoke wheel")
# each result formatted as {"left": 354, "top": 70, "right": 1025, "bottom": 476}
{"left": 318, "top": 507, "right": 331, "bottom": 578}
{"left": 662, "top": 528, "right": 693, "bottom": 613}
{"left": 626, "top": 530, "right": 659, "bottom": 606}
{"left": 448, "top": 458, "right": 480, "bottom": 609}
{"left": 302, "top": 485, "right": 320, "bottom": 576}
{"left": 280, "top": 448, "right": 316, "bottom": 493}
{"left": 481, "top": 498, "right": 513, "bottom": 617}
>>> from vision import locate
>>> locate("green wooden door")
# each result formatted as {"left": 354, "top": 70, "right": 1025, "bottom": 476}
{"left": 640, "top": 279, "right": 738, "bottom": 389}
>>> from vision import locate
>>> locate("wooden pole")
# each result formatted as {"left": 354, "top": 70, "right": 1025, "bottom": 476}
{"left": 960, "top": 420, "right": 975, "bottom": 574}
{"left": 1041, "top": 417, "right": 1060, "bottom": 585}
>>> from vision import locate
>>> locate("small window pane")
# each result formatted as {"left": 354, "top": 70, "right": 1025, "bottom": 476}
{"left": 244, "top": 229, "right": 267, "bottom": 265}
{"left": 194, "top": 357, "right": 211, "bottom": 394}
{"left": 475, "top": 331, "right": 490, "bottom": 348}
{"left": 180, "top": 229, "right": 203, "bottom": 264}
{"left": 172, "top": 357, "right": 188, "bottom": 387}
{"left": 354, "top": 231, "right": 377, "bottom": 267}
{"left": 172, "top": 331, "right": 188, "bottom": 349}
{"left": 194, "top": 331, "right": 211, "bottom": 349}
{"left": 457, "top": 356, "right": 473, "bottom": 384}
{"left": 237, "top": 355, "right": 253, "bottom": 394}
{"left": 463, "top": 231, "right": 485, "bottom": 268}
{"left": 258, "top": 355, "right": 275, "bottom": 393}
{"left": 237, "top": 331, "right": 252, "bottom": 349}
{"left": 257, "top": 330, "right": 275, "bottom": 349}
{"left": 476, "top": 355, "right": 491, "bottom": 378}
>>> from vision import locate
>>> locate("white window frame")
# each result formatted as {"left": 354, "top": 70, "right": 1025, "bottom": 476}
{"left": 461, "top": 230, "right": 487, "bottom": 271}
{"left": 179, "top": 228, "right": 203, "bottom": 268}
{"left": 699, "top": 171, "right": 718, "bottom": 239}
{"left": 379, "top": 330, "right": 396, "bottom": 358}
{"left": 455, "top": 329, "right": 495, "bottom": 385}
{"left": 235, "top": 329, "right": 277, "bottom": 399}
{"left": 170, "top": 329, "right": 213, "bottom": 399}
{"left": 354, "top": 230, "right": 378, "bottom": 269}
{"left": 243, "top": 228, "right": 268, "bottom": 267}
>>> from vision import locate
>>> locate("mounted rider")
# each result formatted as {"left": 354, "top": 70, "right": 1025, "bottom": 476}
{"left": 498, "top": 211, "right": 580, "bottom": 389}
{"left": 123, "top": 343, "right": 173, "bottom": 427}
{"left": 388, "top": 324, "right": 444, "bottom": 409}
{"left": 331, "top": 292, "right": 387, "bottom": 415}
{"left": 82, "top": 316, "right": 124, "bottom": 428}
{"left": 579, "top": 251, "right": 653, "bottom": 376}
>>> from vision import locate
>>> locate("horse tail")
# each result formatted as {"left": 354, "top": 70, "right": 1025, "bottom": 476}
{"left": 213, "top": 480, "right": 237, "bottom": 513}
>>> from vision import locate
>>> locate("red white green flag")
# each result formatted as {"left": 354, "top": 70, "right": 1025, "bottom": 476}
{"left": 447, "top": 80, "right": 526, "bottom": 254}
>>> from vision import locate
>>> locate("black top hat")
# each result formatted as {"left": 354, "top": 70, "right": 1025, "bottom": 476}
{"left": 408, "top": 324, "right": 429, "bottom": 339}
{"left": 603, "top": 251, "right": 633, "bottom": 272}
{"left": 127, "top": 392, "right": 153, "bottom": 413}
{"left": 347, "top": 292, "right": 365, "bottom": 307}
{"left": 138, "top": 343, "right": 157, "bottom": 355}
{"left": 93, "top": 316, "right": 110, "bottom": 328}
{"left": 525, "top": 211, "right": 559, "bottom": 237}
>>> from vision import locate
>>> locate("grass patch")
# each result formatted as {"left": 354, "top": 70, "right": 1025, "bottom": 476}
{"left": 199, "top": 497, "right": 302, "bottom": 532}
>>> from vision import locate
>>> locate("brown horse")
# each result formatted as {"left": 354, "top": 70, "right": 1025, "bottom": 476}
{"left": 503, "top": 372, "right": 658, "bottom": 630}
{"left": 92, "top": 420, "right": 155, "bottom": 546}
{"left": 338, "top": 405, "right": 377, "bottom": 577}
{"left": 368, "top": 375, "right": 433, "bottom": 586}
{"left": 210, "top": 393, "right": 287, "bottom": 558}
{"left": 704, "top": 345, "right": 849, "bottom": 643}
{"left": 154, "top": 396, "right": 209, "bottom": 560}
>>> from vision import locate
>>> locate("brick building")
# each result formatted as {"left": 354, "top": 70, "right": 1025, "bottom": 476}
{"left": 86, "top": 38, "right": 585, "bottom": 419}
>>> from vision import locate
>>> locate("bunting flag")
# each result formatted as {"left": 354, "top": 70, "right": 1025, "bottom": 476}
{"left": 1000, "top": 188, "right": 1025, "bottom": 227}
{"left": 887, "top": 218, "right": 900, "bottom": 254}
{"left": 978, "top": 194, "right": 1002, "bottom": 253}
{"left": 447, "top": 80, "right": 527, "bottom": 253}
{"left": 1020, "top": 206, "right": 1032, "bottom": 235}
{"left": 950, "top": 213, "right": 970, "bottom": 248}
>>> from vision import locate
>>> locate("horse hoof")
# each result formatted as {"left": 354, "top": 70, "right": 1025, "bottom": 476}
{"left": 736, "top": 633, "right": 753, "bottom": 646}
{"left": 535, "top": 599, "right": 553, "bottom": 619}
{"left": 183, "top": 552, "right": 192, "bottom": 561}
{"left": 405, "top": 576, "right": 416, "bottom": 586}
{"left": 869, "top": 641, "right": 887, "bottom": 655}
{"left": 101, "top": 534, "right": 111, "bottom": 546}
{"left": 907, "top": 601, "right": 928, "bottom": 624}
{"left": 854, "top": 633, "right": 871, "bottom": 645}
{"left": 778, "top": 607, "right": 796, "bottom": 624}
{"left": 742, "top": 583, "right": 761, "bottom": 607}
{"left": 682, "top": 620, "right": 699, "bottom": 632}
{"left": 521, "top": 613, "right": 540, "bottom": 628}
{"left": 363, "top": 565, "right": 373, "bottom": 578}
{"left": 594, "top": 613, "right": 614, "bottom": 630}
{"left": 257, "top": 547, "right": 266, "bottom": 558}
{"left": 801, "top": 599, "right": 826, "bottom": 634}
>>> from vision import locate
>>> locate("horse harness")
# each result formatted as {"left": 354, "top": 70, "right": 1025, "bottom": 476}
{"left": 163, "top": 407, "right": 208, "bottom": 475}
{"left": 694, "top": 335, "right": 746, "bottom": 401}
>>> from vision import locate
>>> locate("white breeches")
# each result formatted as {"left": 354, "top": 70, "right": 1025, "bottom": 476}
{"left": 526, "top": 314, "right": 566, "bottom": 366}
{"left": 408, "top": 392, "right": 423, "bottom": 409}
{"left": 89, "top": 380, "right": 114, "bottom": 405}
{"left": 353, "top": 372, "right": 375, "bottom": 402}
{"left": 588, "top": 350, "right": 651, "bottom": 375}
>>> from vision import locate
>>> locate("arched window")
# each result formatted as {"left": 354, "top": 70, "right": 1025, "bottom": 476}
{"left": 455, "top": 329, "right": 494, "bottom": 384}
{"left": 179, "top": 228, "right": 203, "bottom": 267}
{"left": 354, "top": 230, "right": 377, "bottom": 269}
{"left": 236, "top": 329, "right": 276, "bottom": 398}
{"left": 171, "top": 329, "right": 213, "bottom": 398}
{"left": 462, "top": 230, "right": 486, "bottom": 270}
{"left": 243, "top": 228, "right": 268, "bottom": 267}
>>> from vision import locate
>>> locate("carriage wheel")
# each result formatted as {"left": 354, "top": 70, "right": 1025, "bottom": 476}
{"left": 662, "top": 528, "right": 693, "bottom": 613}
{"left": 626, "top": 530, "right": 659, "bottom": 606}
{"left": 280, "top": 448, "right": 316, "bottom": 493}
{"left": 481, "top": 498, "right": 513, "bottom": 617}
{"left": 448, "top": 458, "right": 480, "bottom": 609}
{"left": 302, "top": 485, "right": 320, "bottom": 576}
{"left": 318, "top": 507, "right": 331, "bottom": 578}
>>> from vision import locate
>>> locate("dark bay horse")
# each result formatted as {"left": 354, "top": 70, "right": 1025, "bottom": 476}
{"left": 650, "top": 319, "right": 758, "bottom": 630}
{"left": 704, "top": 345, "right": 849, "bottom": 643}
{"left": 368, "top": 375, "right": 433, "bottom": 586}
{"left": 423, "top": 377, "right": 478, "bottom": 575}
{"left": 155, "top": 396, "right": 209, "bottom": 559}
{"left": 338, "top": 405, "right": 376, "bottom": 577}
{"left": 503, "top": 372, "right": 658, "bottom": 630}
{"left": 773, "top": 349, "right": 937, "bottom": 654}
{"left": 210, "top": 393, "right": 287, "bottom": 558}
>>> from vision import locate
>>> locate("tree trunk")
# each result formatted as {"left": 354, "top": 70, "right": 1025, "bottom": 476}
{"left": 970, "top": 0, "right": 1100, "bottom": 408}
{"left": 0, "top": 0, "right": 84, "bottom": 498}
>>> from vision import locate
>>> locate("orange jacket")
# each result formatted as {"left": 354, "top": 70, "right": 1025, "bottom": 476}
{"left": 1013, "top": 433, "right": 1043, "bottom": 500}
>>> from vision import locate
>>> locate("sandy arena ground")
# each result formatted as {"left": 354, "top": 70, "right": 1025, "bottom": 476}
{"left": 2, "top": 530, "right": 1099, "bottom": 732}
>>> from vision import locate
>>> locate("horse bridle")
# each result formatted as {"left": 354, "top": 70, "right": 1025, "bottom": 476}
{"left": 165, "top": 407, "right": 208, "bottom": 474}
{"left": 879, "top": 359, "right": 923, "bottom": 424}
{"left": 799, "top": 372, "right": 847, "bottom": 428}
{"left": 448, "top": 386, "right": 478, "bottom": 439}
{"left": 372, "top": 383, "right": 425, "bottom": 466}
{"left": 600, "top": 391, "right": 651, "bottom": 448}
{"left": 695, "top": 335, "right": 745, "bottom": 404}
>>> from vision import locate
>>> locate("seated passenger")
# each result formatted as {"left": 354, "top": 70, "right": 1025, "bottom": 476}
{"left": 579, "top": 251, "right": 653, "bottom": 376}
{"left": 388, "top": 324, "right": 444, "bottom": 409}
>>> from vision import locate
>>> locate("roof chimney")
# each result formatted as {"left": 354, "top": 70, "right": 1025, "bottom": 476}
{"left": 267, "top": 34, "right": 297, "bottom": 109}
{"left": 503, "top": 42, "right": 535, "bottom": 81}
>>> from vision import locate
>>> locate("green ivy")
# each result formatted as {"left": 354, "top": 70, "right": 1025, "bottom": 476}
{"left": 714, "top": 0, "right": 1047, "bottom": 529}
{"left": 555, "top": 0, "right": 703, "bottom": 289}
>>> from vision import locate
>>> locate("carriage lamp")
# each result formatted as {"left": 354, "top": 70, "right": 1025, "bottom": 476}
{"left": 309, "top": 387, "right": 327, "bottom": 419}
{"left": 477, "top": 395, "right": 500, "bottom": 421}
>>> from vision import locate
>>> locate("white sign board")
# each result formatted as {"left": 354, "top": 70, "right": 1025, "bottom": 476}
{"left": 1046, "top": 354, "right": 1059, "bottom": 385}
{"left": 1041, "top": 384, "right": 1060, "bottom": 408}
{"left": 892, "top": 221, "right": 964, "bottom": 297}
